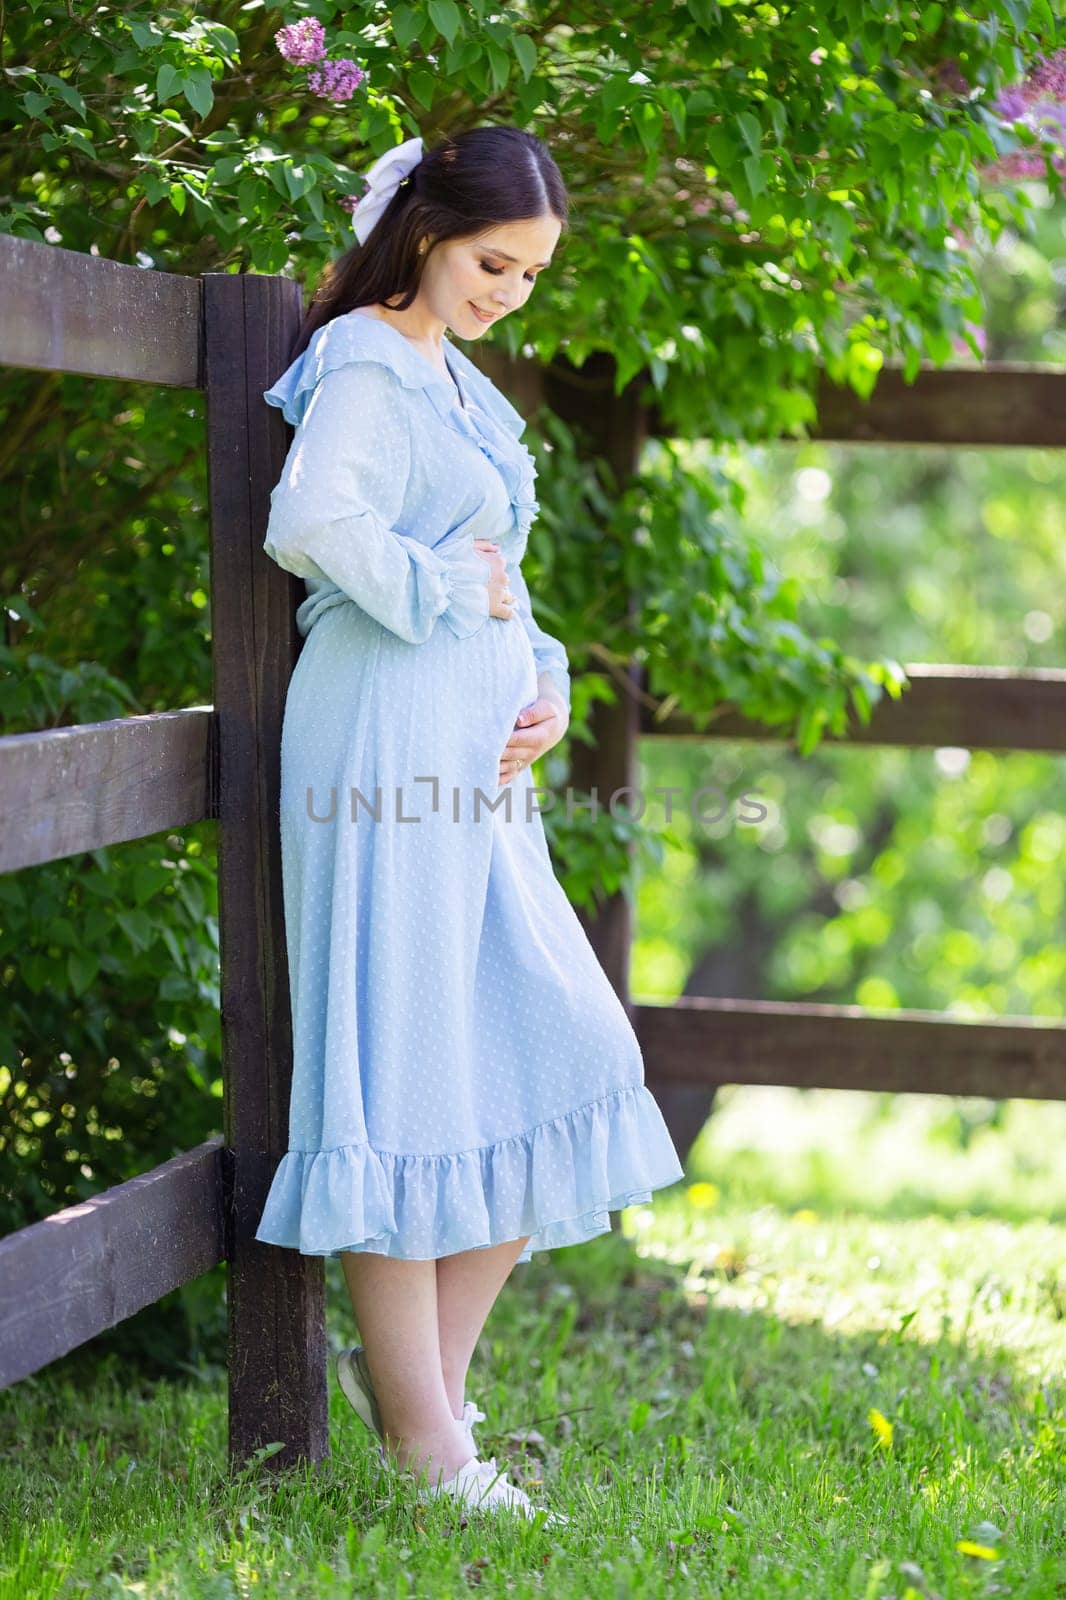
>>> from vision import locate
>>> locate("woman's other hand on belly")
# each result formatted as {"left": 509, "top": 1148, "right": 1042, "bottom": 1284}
{"left": 498, "top": 683, "right": 570, "bottom": 786}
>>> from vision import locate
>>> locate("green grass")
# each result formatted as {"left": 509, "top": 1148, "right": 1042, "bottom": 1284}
{"left": 1, "top": 1089, "right": 1063, "bottom": 1598}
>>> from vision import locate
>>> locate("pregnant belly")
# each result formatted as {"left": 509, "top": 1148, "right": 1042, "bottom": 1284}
{"left": 281, "top": 601, "right": 539, "bottom": 812}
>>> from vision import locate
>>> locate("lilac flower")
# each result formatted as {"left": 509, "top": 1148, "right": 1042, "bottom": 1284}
{"left": 992, "top": 85, "right": 1028, "bottom": 121}
{"left": 984, "top": 150, "right": 1066, "bottom": 181}
{"left": 275, "top": 18, "right": 327, "bottom": 66}
{"left": 307, "top": 58, "right": 366, "bottom": 103}
{"left": 1028, "top": 49, "right": 1066, "bottom": 100}
{"left": 980, "top": 46, "right": 1066, "bottom": 192}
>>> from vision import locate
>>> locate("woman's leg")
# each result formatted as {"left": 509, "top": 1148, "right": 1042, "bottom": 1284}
{"left": 340, "top": 1251, "right": 474, "bottom": 1484}
{"left": 435, "top": 1235, "right": 532, "bottom": 1418}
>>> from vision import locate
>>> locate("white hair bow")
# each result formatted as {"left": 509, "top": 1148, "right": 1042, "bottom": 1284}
{"left": 351, "top": 134, "right": 424, "bottom": 244}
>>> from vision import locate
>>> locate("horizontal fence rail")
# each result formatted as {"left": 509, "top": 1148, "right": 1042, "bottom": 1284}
{"left": 638, "top": 997, "right": 1066, "bottom": 1102}
{"left": 0, "top": 1137, "right": 226, "bottom": 1389}
{"left": 0, "top": 707, "right": 216, "bottom": 873}
{"left": 639, "top": 665, "right": 1066, "bottom": 753}
{"left": 634, "top": 363, "right": 1066, "bottom": 449}
{"left": 0, "top": 236, "right": 202, "bottom": 388}
{"left": 810, "top": 364, "right": 1066, "bottom": 448}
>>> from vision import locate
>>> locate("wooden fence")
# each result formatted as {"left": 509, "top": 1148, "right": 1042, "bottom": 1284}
{"left": 0, "top": 234, "right": 1062, "bottom": 1471}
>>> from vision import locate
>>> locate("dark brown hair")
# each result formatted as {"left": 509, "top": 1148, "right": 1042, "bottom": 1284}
{"left": 288, "top": 123, "right": 569, "bottom": 360}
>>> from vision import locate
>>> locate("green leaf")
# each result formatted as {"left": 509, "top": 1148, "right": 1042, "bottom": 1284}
{"left": 210, "top": 154, "right": 242, "bottom": 184}
{"left": 56, "top": 81, "right": 87, "bottom": 119}
{"left": 662, "top": 86, "right": 686, "bottom": 141}
{"left": 116, "top": 910, "right": 153, "bottom": 953}
{"left": 737, "top": 111, "right": 762, "bottom": 156}
{"left": 706, "top": 126, "right": 738, "bottom": 172}
{"left": 283, "top": 161, "right": 316, "bottom": 200}
{"left": 237, "top": 174, "right": 260, "bottom": 216}
{"left": 129, "top": 19, "right": 164, "bottom": 48}
{"left": 795, "top": 702, "right": 828, "bottom": 757}
{"left": 764, "top": 95, "right": 788, "bottom": 143}
{"left": 390, "top": 6, "right": 422, "bottom": 51}
{"left": 687, "top": 0, "right": 721, "bottom": 29}
{"left": 513, "top": 32, "right": 536, "bottom": 81}
{"left": 156, "top": 63, "right": 180, "bottom": 103}
{"left": 742, "top": 153, "right": 767, "bottom": 197}
{"left": 407, "top": 66, "right": 437, "bottom": 110}
{"left": 183, "top": 67, "right": 214, "bottom": 120}
{"left": 485, "top": 40, "right": 510, "bottom": 92}
{"left": 428, "top": 0, "right": 462, "bottom": 45}
{"left": 633, "top": 100, "right": 663, "bottom": 156}
{"left": 61, "top": 125, "right": 96, "bottom": 160}
{"left": 21, "top": 91, "right": 53, "bottom": 118}
{"left": 600, "top": 74, "right": 633, "bottom": 126}
{"left": 67, "top": 949, "right": 100, "bottom": 997}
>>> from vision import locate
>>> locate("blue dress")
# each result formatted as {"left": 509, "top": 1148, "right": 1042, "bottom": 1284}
{"left": 253, "top": 308, "right": 684, "bottom": 1264}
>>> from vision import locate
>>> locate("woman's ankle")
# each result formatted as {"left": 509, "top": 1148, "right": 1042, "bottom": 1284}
{"left": 441, "top": 1363, "right": 469, "bottom": 1423}
{"left": 384, "top": 1418, "right": 475, "bottom": 1484}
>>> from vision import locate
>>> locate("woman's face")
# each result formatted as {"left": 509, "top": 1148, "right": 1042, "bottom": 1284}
{"left": 423, "top": 215, "right": 562, "bottom": 337}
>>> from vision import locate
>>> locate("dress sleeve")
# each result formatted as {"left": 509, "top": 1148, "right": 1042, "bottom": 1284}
{"left": 507, "top": 559, "right": 571, "bottom": 712}
{"left": 262, "top": 360, "right": 491, "bottom": 643}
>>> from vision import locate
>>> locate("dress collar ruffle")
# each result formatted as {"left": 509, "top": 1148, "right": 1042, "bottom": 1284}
{"left": 263, "top": 311, "right": 540, "bottom": 564}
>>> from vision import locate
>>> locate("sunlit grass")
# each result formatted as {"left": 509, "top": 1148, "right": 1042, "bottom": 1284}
{"left": 1, "top": 1091, "right": 1063, "bottom": 1597}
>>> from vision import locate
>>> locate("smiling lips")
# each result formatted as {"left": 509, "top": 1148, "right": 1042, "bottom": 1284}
{"left": 469, "top": 302, "right": 497, "bottom": 322}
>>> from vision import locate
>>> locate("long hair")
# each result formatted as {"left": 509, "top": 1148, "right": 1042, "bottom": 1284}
{"left": 288, "top": 124, "right": 569, "bottom": 360}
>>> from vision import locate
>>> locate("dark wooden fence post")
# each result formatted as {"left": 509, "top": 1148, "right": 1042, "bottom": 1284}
{"left": 203, "top": 271, "right": 330, "bottom": 1471}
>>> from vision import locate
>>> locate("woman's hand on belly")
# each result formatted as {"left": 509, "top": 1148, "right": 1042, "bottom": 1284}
{"left": 498, "top": 682, "right": 570, "bottom": 786}
{"left": 474, "top": 540, "right": 518, "bottom": 620}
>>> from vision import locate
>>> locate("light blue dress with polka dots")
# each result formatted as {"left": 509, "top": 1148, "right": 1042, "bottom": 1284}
{"left": 252, "top": 308, "right": 684, "bottom": 1263}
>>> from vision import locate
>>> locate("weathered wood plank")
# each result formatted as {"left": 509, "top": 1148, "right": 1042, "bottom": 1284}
{"left": 640, "top": 996, "right": 1066, "bottom": 1101}
{"left": 811, "top": 364, "right": 1066, "bottom": 447}
{"left": 640, "top": 665, "right": 1066, "bottom": 753}
{"left": 487, "top": 349, "right": 1066, "bottom": 448}
{"left": 0, "top": 707, "right": 215, "bottom": 872}
{"left": 0, "top": 1138, "right": 225, "bottom": 1389}
{"left": 0, "top": 236, "right": 201, "bottom": 387}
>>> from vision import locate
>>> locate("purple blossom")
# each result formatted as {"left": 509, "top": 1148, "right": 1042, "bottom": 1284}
{"left": 1028, "top": 49, "right": 1066, "bottom": 100}
{"left": 992, "top": 85, "right": 1027, "bottom": 121}
{"left": 979, "top": 46, "right": 1066, "bottom": 193}
{"left": 307, "top": 58, "right": 366, "bottom": 103}
{"left": 275, "top": 18, "right": 327, "bottom": 66}
{"left": 1030, "top": 98, "right": 1066, "bottom": 140}
{"left": 985, "top": 150, "right": 1066, "bottom": 181}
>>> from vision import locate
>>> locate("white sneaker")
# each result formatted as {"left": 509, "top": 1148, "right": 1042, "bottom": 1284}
{"left": 417, "top": 1452, "right": 570, "bottom": 1525}
{"left": 459, "top": 1399, "right": 487, "bottom": 1444}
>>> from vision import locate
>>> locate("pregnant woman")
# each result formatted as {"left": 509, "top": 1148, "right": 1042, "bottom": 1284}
{"left": 254, "top": 122, "right": 684, "bottom": 1520}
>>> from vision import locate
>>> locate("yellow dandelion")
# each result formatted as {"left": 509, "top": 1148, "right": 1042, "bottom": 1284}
{"left": 956, "top": 1540, "right": 1000, "bottom": 1560}
{"left": 686, "top": 1182, "right": 720, "bottom": 1210}
{"left": 867, "top": 1408, "right": 894, "bottom": 1448}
